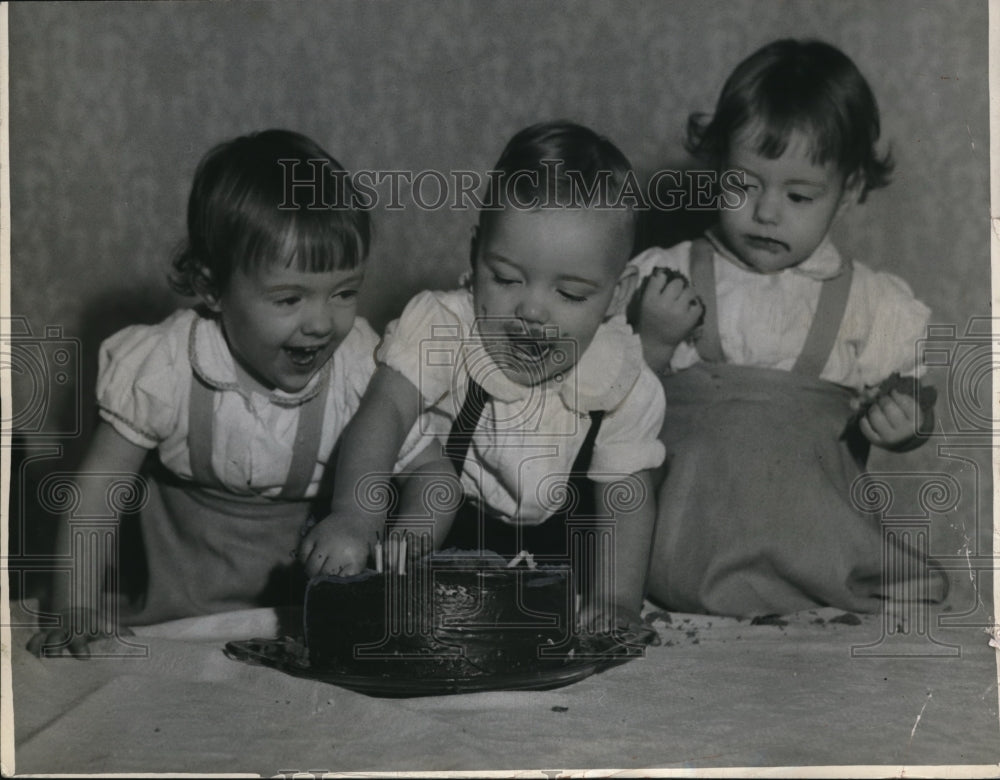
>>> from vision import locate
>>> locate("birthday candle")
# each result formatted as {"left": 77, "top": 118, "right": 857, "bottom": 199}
{"left": 507, "top": 550, "right": 527, "bottom": 568}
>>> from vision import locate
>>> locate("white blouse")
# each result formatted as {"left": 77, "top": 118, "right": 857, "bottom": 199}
{"left": 630, "top": 232, "right": 930, "bottom": 391}
{"left": 97, "top": 308, "right": 379, "bottom": 498}
{"left": 377, "top": 289, "right": 666, "bottom": 525}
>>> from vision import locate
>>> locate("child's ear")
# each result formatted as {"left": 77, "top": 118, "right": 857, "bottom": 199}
{"left": 606, "top": 263, "right": 640, "bottom": 318}
{"left": 836, "top": 172, "right": 864, "bottom": 218}
{"left": 193, "top": 268, "right": 222, "bottom": 313}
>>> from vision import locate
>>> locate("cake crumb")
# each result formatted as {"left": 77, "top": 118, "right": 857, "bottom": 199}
{"left": 750, "top": 614, "right": 788, "bottom": 627}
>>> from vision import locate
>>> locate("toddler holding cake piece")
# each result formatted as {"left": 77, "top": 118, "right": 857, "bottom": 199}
{"left": 629, "top": 39, "right": 947, "bottom": 617}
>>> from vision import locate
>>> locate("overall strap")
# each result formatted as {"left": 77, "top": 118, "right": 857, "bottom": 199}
{"left": 188, "top": 367, "right": 331, "bottom": 497}
{"left": 278, "top": 368, "right": 331, "bottom": 499}
{"left": 444, "top": 375, "right": 490, "bottom": 476}
{"left": 559, "top": 409, "right": 605, "bottom": 517}
{"left": 791, "top": 259, "right": 854, "bottom": 378}
{"left": 442, "top": 375, "right": 605, "bottom": 487}
{"left": 688, "top": 237, "right": 724, "bottom": 362}
{"left": 569, "top": 410, "right": 605, "bottom": 475}
{"left": 187, "top": 372, "right": 226, "bottom": 489}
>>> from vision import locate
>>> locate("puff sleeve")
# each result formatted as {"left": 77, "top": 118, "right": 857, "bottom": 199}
{"left": 96, "top": 309, "right": 193, "bottom": 448}
{"left": 834, "top": 264, "right": 931, "bottom": 389}
{"left": 588, "top": 364, "right": 666, "bottom": 479}
{"left": 376, "top": 290, "right": 468, "bottom": 407}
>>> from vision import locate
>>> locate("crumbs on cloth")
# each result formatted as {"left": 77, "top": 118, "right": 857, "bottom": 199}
{"left": 640, "top": 600, "right": 877, "bottom": 646}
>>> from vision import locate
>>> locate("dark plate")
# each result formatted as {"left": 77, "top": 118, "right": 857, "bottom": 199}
{"left": 223, "top": 635, "right": 643, "bottom": 697}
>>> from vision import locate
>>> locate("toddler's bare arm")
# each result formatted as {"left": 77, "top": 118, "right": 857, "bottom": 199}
{"left": 27, "top": 422, "right": 146, "bottom": 659}
{"left": 298, "top": 365, "right": 422, "bottom": 578}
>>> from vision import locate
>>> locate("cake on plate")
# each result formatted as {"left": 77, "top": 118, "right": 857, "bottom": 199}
{"left": 304, "top": 551, "right": 594, "bottom": 680}
{"left": 225, "top": 549, "right": 651, "bottom": 694}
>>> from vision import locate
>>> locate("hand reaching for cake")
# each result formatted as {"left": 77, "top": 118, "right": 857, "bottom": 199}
{"left": 298, "top": 513, "right": 374, "bottom": 579}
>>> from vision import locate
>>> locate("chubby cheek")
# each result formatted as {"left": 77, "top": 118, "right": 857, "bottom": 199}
{"left": 333, "top": 306, "right": 358, "bottom": 340}
{"left": 558, "top": 309, "right": 607, "bottom": 361}
{"left": 472, "top": 289, "right": 518, "bottom": 337}
{"left": 717, "top": 207, "right": 748, "bottom": 240}
{"left": 472, "top": 281, "right": 509, "bottom": 318}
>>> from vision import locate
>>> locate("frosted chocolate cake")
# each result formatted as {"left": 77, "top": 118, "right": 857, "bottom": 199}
{"left": 304, "top": 552, "right": 584, "bottom": 679}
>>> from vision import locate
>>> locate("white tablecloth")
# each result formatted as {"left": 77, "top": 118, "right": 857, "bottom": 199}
{"left": 6, "top": 599, "right": 999, "bottom": 775}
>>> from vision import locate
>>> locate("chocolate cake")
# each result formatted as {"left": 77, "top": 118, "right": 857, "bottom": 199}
{"left": 304, "top": 552, "right": 586, "bottom": 679}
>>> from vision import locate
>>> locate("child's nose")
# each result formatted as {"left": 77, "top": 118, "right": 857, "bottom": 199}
{"left": 752, "top": 190, "right": 780, "bottom": 225}
{"left": 302, "top": 302, "right": 335, "bottom": 336}
{"left": 514, "top": 291, "right": 549, "bottom": 326}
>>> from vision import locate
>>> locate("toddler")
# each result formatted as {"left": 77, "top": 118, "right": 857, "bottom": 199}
{"left": 630, "top": 39, "right": 947, "bottom": 617}
{"left": 299, "top": 121, "right": 666, "bottom": 632}
{"left": 29, "top": 129, "right": 377, "bottom": 657}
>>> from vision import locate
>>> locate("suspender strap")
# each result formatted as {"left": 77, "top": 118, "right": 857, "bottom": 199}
{"left": 560, "top": 409, "right": 605, "bottom": 516}
{"left": 791, "top": 259, "right": 854, "bottom": 379}
{"left": 187, "top": 367, "right": 330, "bottom": 498}
{"left": 444, "top": 375, "right": 489, "bottom": 476}
{"left": 688, "top": 238, "right": 724, "bottom": 363}
{"left": 689, "top": 236, "right": 854, "bottom": 378}
{"left": 443, "top": 375, "right": 605, "bottom": 488}
{"left": 569, "top": 410, "right": 604, "bottom": 475}
{"left": 187, "top": 372, "right": 226, "bottom": 489}
{"left": 278, "top": 369, "right": 331, "bottom": 499}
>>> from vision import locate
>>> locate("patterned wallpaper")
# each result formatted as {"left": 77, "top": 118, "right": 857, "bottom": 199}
{"left": 7, "top": 1, "right": 992, "bottom": 605}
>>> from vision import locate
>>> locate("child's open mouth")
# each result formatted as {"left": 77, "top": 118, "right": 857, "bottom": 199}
{"left": 505, "top": 336, "right": 552, "bottom": 365}
{"left": 284, "top": 344, "right": 327, "bottom": 368}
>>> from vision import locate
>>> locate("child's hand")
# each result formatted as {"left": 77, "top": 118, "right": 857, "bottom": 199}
{"left": 26, "top": 607, "right": 134, "bottom": 660}
{"left": 859, "top": 389, "right": 924, "bottom": 449}
{"left": 636, "top": 267, "right": 705, "bottom": 347}
{"left": 297, "top": 513, "right": 375, "bottom": 579}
